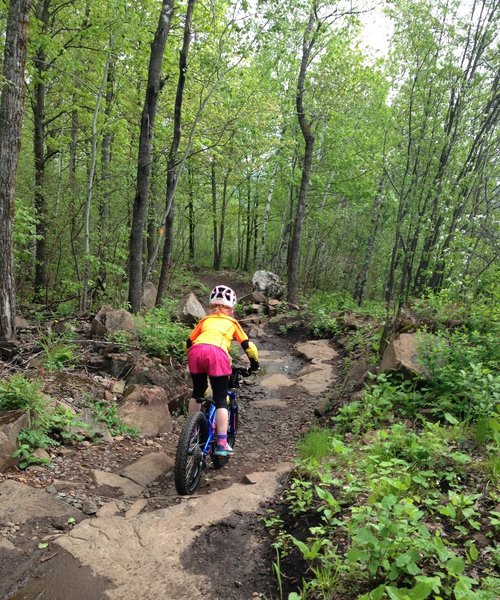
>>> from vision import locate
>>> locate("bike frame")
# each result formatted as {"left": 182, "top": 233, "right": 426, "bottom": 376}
{"left": 200, "top": 389, "right": 237, "bottom": 457}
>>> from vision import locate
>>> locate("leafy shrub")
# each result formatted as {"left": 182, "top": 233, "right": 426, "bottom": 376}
{"left": 0, "top": 374, "right": 86, "bottom": 467}
{"left": 297, "top": 428, "right": 333, "bottom": 463}
{"left": 90, "top": 400, "right": 138, "bottom": 437}
{"left": 0, "top": 374, "right": 46, "bottom": 413}
{"left": 308, "top": 291, "right": 358, "bottom": 313}
{"left": 166, "top": 267, "right": 208, "bottom": 299}
{"left": 107, "top": 330, "right": 134, "bottom": 352}
{"left": 137, "top": 303, "right": 190, "bottom": 361}
{"left": 39, "top": 327, "right": 77, "bottom": 371}
{"left": 310, "top": 309, "right": 339, "bottom": 338}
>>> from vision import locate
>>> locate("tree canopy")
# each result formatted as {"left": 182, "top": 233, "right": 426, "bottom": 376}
{"left": 0, "top": 0, "right": 497, "bottom": 330}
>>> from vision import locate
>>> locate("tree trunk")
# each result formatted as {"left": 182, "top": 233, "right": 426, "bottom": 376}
{"left": 215, "top": 170, "right": 230, "bottom": 271}
{"left": 33, "top": 0, "right": 50, "bottom": 303}
{"left": 244, "top": 177, "right": 251, "bottom": 271}
{"left": 354, "top": 175, "right": 385, "bottom": 306}
{"left": 258, "top": 163, "right": 277, "bottom": 268}
{"left": 156, "top": 0, "right": 196, "bottom": 305}
{"left": 211, "top": 157, "right": 218, "bottom": 268}
{"left": 82, "top": 51, "right": 111, "bottom": 313}
{"left": 287, "top": 8, "right": 319, "bottom": 304}
{"left": 128, "top": 0, "right": 174, "bottom": 313}
{"left": 0, "top": 0, "right": 31, "bottom": 339}
{"left": 96, "top": 50, "right": 116, "bottom": 298}
{"left": 187, "top": 164, "right": 195, "bottom": 261}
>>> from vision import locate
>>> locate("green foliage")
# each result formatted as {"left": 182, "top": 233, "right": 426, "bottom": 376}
{"left": 136, "top": 303, "right": 190, "bottom": 361}
{"left": 0, "top": 374, "right": 46, "bottom": 413}
{"left": 39, "top": 327, "right": 77, "bottom": 371}
{"left": 0, "top": 374, "right": 86, "bottom": 468}
{"left": 308, "top": 291, "right": 358, "bottom": 314}
{"left": 107, "top": 330, "right": 134, "bottom": 352}
{"left": 90, "top": 400, "right": 138, "bottom": 437}
{"left": 271, "top": 309, "right": 499, "bottom": 598}
{"left": 166, "top": 268, "right": 209, "bottom": 299}
{"left": 297, "top": 428, "right": 333, "bottom": 463}
{"left": 310, "top": 309, "right": 339, "bottom": 338}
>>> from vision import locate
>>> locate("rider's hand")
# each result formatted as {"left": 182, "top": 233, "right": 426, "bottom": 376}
{"left": 245, "top": 341, "right": 259, "bottom": 362}
{"left": 249, "top": 358, "right": 260, "bottom": 372}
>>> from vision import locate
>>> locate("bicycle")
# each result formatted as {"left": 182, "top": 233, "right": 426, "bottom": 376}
{"left": 174, "top": 366, "right": 251, "bottom": 495}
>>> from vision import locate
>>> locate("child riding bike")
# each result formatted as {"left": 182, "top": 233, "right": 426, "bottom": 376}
{"left": 185, "top": 285, "right": 259, "bottom": 457}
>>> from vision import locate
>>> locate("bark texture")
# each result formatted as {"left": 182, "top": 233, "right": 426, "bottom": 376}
{"left": 128, "top": 0, "right": 174, "bottom": 313}
{"left": 0, "top": 0, "right": 31, "bottom": 338}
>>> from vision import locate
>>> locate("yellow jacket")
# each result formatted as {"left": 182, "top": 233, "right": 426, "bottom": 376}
{"left": 188, "top": 314, "right": 248, "bottom": 355}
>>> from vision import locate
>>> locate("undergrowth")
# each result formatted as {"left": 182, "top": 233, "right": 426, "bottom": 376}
{"left": 267, "top": 290, "right": 499, "bottom": 599}
{"left": 0, "top": 374, "right": 135, "bottom": 467}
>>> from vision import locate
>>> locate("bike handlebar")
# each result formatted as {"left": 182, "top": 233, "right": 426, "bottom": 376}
{"left": 229, "top": 366, "right": 255, "bottom": 387}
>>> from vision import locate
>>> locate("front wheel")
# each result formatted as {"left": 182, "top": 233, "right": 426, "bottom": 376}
{"left": 175, "top": 411, "right": 208, "bottom": 495}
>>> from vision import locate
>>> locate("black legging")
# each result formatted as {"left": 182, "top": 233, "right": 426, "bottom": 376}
{"left": 191, "top": 373, "right": 228, "bottom": 409}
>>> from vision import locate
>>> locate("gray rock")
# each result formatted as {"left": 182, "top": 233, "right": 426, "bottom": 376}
{"left": 251, "top": 270, "right": 285, "bottom": 299}
{"left": 0, "top": 480, "right": 79, "bottom": 524}
{"left": 81, "top": 499, "right": 98, "bottom": 515}
{"left": 141, "top": 282, "right": 158, "bottom": 310}
{"left": 92, "top": 470, "right": 144, "bottom": 498}
{"left": 119, "top": 385, "right": 172, "bottom": 436}
{"left": 120, "top": 452, "right": 174, "bottom": 487}
{"left": 91, "top": 306, "right": 137, "bottom": 339}
{"left": 175, "top": 292, "right": 206, "bottom": 324}
{"left": 380, "top": 333, "right": 441, "bottom": 377}
{"left": 0, "top": 410, "right": 30, "bottom": 472}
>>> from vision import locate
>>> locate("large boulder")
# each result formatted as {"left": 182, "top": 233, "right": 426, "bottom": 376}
{"left": 141, "top": 282, "right": 158, "bottom": 310}
{"left": 91, "top": 306, "right": 137, "bottom": 339}
{"left": 118, "top": 385, "right": 173, "bottom": 436}
{"left": 0, "top": 480, "right": 79, "bottom": 524}
{"left": 251, "top": 270, "right": 285, "bottom": 300}
{"left": 175, "top": 292, "right": 206, "bottom": 325}
{"left": 380, "top": 333, "right": 440, "bottom": 377}
{"left": 0, "top": 410, "right": 30, "bottom": 472}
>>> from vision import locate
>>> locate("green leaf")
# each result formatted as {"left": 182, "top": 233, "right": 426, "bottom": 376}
{"left": 444, "top": 412, "right": 459, "bottom": 424}
{"left": 347, "top": 548, "right": 368, "bottom": 563}
{"left": 38, "top": 542, "right": 49, "bottom": 549}
{"left": 467, "top": 544, "right": 478, "bottom": 561}
{"left": 447, "top": 556, "right": 465, "bottom": 575}
{"left": 358, "top": 527, "right": 378, "bottom": 546}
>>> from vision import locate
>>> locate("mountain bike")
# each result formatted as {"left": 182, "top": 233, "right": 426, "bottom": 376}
{"left": 174, "top": 367, "right": 251, "bottom": 495}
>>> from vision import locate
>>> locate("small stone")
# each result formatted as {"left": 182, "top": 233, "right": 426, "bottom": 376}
{"left": 472, "top": 533, "right": 490, "bottom": 548}
{"left": 81, "top": 499, "right": 98, "bottom": 515}
{"left": 45, "top": 485, "right": 57, "bottom": 495}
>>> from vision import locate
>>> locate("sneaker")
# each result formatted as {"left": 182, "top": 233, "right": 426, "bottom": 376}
{"left": 213, "top": 443, "right": 234, "bottom": 457}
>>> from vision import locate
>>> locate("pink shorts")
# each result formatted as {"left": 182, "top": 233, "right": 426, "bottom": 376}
{"left": 187, "top": 344, "right": 231, "bottom": 377}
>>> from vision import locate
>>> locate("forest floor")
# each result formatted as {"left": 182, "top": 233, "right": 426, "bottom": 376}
{"left": 0, "top": 274, "right": 342, "bottom": 599}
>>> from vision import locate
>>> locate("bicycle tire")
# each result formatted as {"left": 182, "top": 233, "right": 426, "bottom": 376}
{"left": 175, "top": 411, "right": 208, "bottom": 495}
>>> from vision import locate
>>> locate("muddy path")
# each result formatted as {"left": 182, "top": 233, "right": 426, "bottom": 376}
{"left": 1, "top": 324, "right": 340, "bottom": 600}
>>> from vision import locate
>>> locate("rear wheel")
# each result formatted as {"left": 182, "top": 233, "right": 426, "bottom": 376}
{"left": 175, "top": 411, "right": 208, "bottom": 495}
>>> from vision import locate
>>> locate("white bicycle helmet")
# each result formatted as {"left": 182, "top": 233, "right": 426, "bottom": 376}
{"left": 209, "top": 285, "right": 237, "bottom": 308}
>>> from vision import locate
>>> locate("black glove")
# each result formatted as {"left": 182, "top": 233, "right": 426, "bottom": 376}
{"left": 249, "top": 358, "right": 260, "bottom": 372}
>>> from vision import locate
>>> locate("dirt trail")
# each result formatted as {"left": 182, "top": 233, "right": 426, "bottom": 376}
{"left": 1, "top": 324, "right": 339, "bottom": 600}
